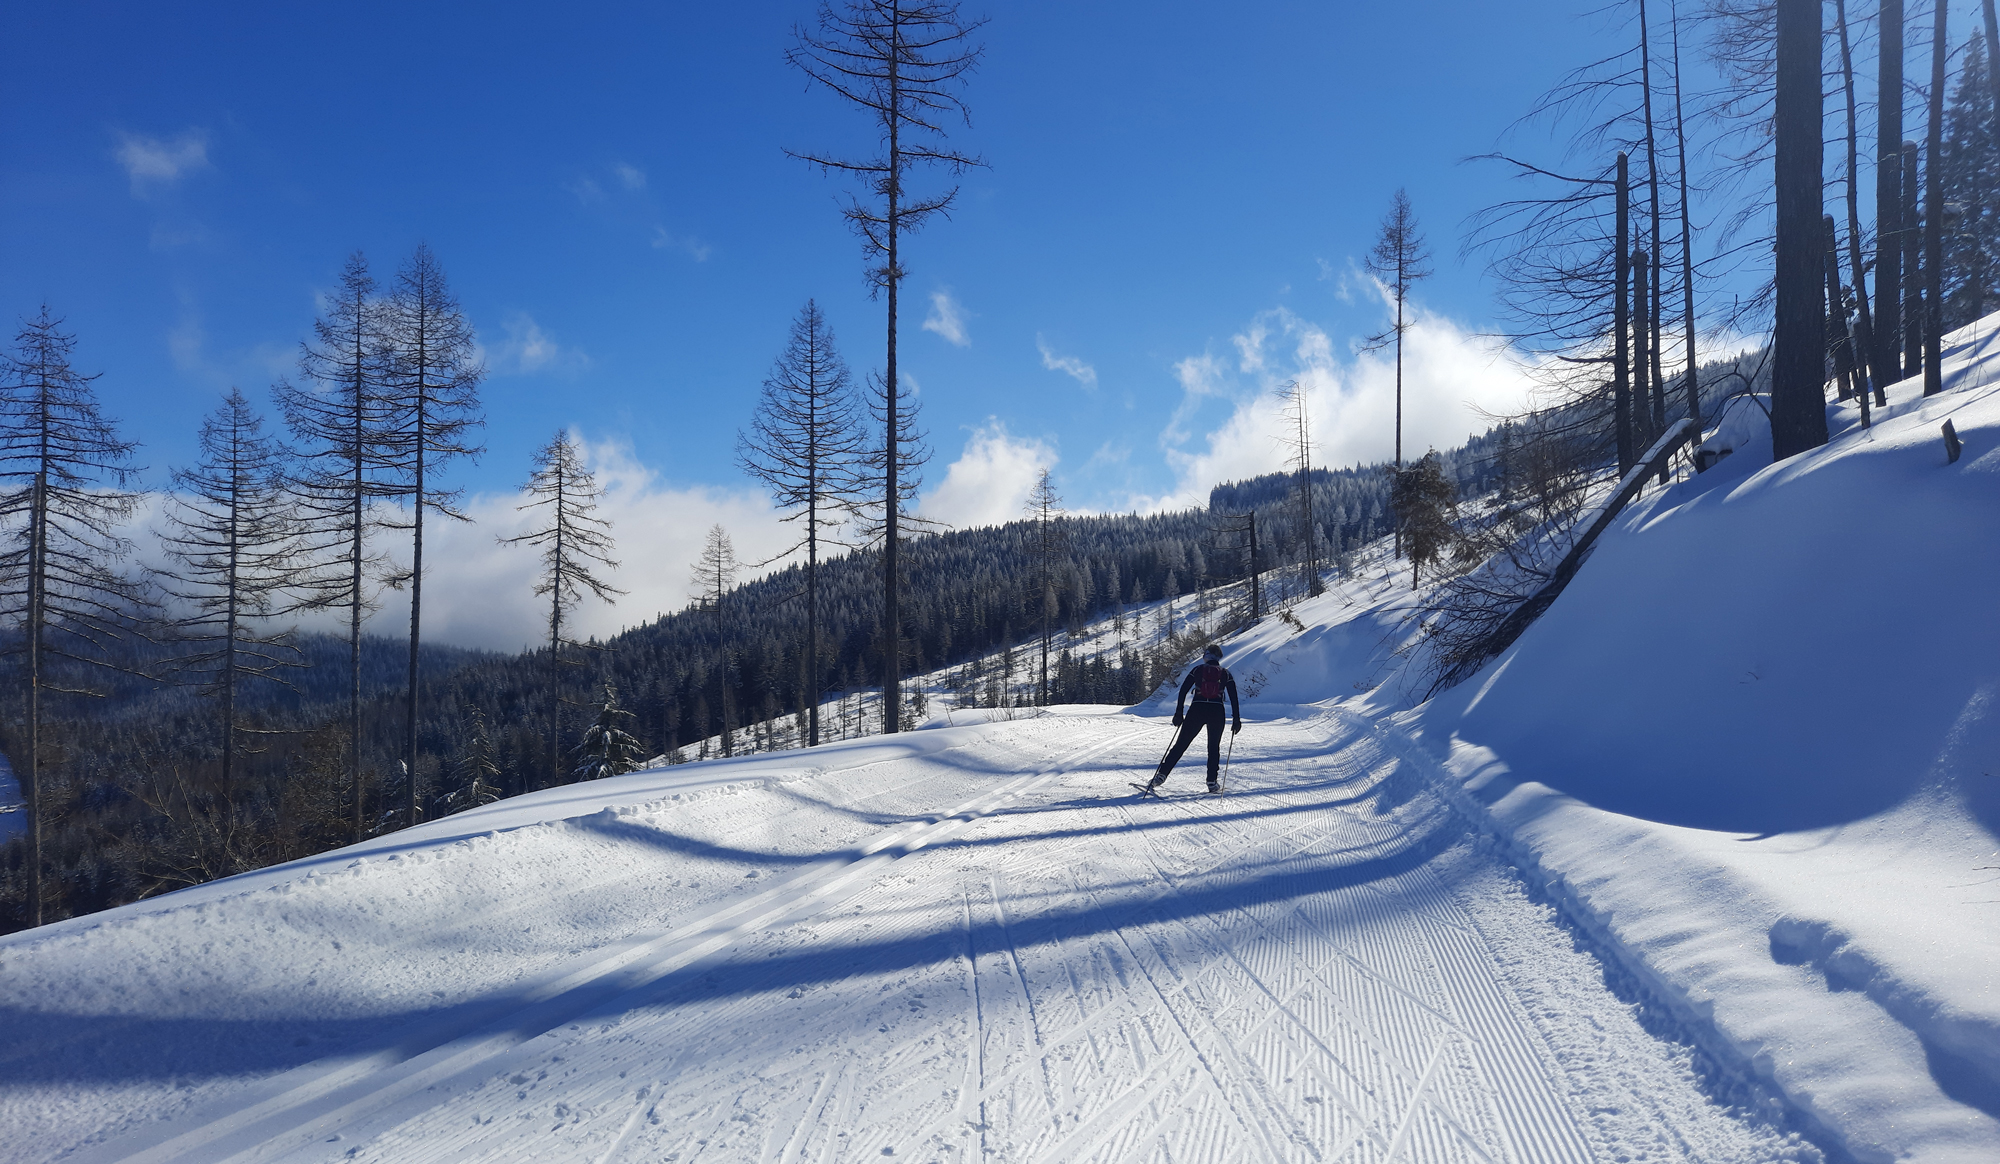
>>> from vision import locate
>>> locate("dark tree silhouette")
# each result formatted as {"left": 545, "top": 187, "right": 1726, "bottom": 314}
{"left": 787, "top": 0, "right": 985, "bottom": 736}
{"left": 156, "top": 389, "right": 305, "bottom": 794}
{"left": 500, "top": 431, "right": 621, "bottom": 787}
{"left": 736, "top": 301, "right": 862, "bottom": 746}
{"left": 1833, "top": 0, "right": 1885, "bottom": 411}
{"left": 1023, "top": 469, "right": 1064, "bottom": 704}
{"left": 1388, "top": 453, "right": 1457, "bottom": 590}
{"left": 689, "top": 524, "right": 740, "bottom": 755}
{"left": 1923, "top": 0, "right": 1948, "bottom": 396}
{"left": 1880, "top": 0, "right": 1907, "bottom": 379}
{"left": 0, "top": 309, "right": 148, "bottom": 927}
{"left": 276, "top": 252, "right": 398, "bottom": 841}
{"left": 1771, "top": 0, "right": 1827, "bottom": 460}
{"left": 381, "top": 244, "right": 485, "bottom": 828}
{"left": 1364, "top": 189, "right": 1433, "bottom": 475}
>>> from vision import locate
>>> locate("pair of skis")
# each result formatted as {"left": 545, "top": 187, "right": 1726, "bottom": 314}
{"left": 1131, "top": 729, "right": 1235, "bottom": 798}
{"left": 1129, "top": 781, "right": 1224, "bottom": 799}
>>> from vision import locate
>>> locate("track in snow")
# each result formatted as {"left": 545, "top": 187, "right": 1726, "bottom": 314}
{"left": 65, "top": 714, "right": 1806, "bottom": 1163}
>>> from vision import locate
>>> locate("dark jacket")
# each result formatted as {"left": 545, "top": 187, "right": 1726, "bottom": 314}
{"left": 1175, "top": 663, "right": 1240, "bottom": 724}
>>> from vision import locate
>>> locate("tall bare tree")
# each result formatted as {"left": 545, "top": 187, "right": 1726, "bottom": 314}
{"left": 689, "top": 524, "right": 739, "bottom": 755}
{"left": 1833, "top": 0, "right": 1885, "bottom": 410}
{"left": 736, "top": 300, "right": 862, "bottom": 746}
{"left": 501, "top": 432, "right": 621, "bottom": 787}
{"left": 1278, "top": 380, "right": 1322, "bottom": 595}
{"left": 1023, "top": 468, "right": 1064, "bottom": 705}
{"left": 276, "top": 252, "right": 397, "bottom": 841}
{"left": 1772, "top": 0, "right": 1828, "bottom": 459}
{"left": 0, "top": 308, "right": 148, "bottom": 927}
{"left": 1923, "top": 0, "right": 1948, "bottom": 396}
{"left": 1881, "top": 0, "right": 1908, "bottom": 380}
{"left": 157, "top": 390, "right": 304, "bottom": 794}
{"left": 382, "top": 244, "right": 485, "bottom": 828}
{"left": 787, "top": 0, "right": 984, "bottom": 736}
{"left": 1666, "top": 0, "right": 1703, "bottom": 430}
{"left": 1364, "top": 189, "right": 1433, "bottom": 477}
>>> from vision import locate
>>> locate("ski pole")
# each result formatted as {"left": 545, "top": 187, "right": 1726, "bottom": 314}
{"left": 1222, "top": 732, "right": 1236, "bottom": 791}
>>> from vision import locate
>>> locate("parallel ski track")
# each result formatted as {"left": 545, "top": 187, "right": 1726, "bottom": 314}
{"left": 71, "top": 725, "right": 1152, "bottom": 1164}
{"left": 481, "top": 714, "right": 1592, "bottom": 1164}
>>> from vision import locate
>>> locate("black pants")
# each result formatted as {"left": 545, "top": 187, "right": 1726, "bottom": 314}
{"left": 1160, "top": 702, "right": 1226, "bottom": 781}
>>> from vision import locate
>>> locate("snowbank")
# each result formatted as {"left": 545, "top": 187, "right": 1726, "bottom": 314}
{"left": 1396, "top": 314, "right": 2000, "bottom": 1162}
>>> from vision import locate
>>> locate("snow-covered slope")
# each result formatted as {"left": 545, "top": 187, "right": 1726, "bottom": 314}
{"left": 5, "top": 317, "right": 1997, "bottom": 1163}
{"left": 1387, "top": 317, "right": 2000, "bottom": 1162}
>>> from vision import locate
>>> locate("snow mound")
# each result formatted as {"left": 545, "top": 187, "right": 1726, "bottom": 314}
{"left": 1398, "top": 313, "right": 2000, "bottom": 1162}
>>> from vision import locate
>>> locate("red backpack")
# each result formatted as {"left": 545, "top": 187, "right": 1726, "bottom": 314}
{"left": 1193, "top": 664, "right": 1225, "bottom": 701}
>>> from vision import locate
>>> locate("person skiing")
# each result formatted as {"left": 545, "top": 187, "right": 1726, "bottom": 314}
{"left": 1147, "top": 643, "right": 1240, "bottom": 794}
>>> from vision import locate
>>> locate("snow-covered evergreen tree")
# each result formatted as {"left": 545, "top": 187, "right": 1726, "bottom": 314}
{"left": 572, "top": 683, "right": 646, "bottom": 781}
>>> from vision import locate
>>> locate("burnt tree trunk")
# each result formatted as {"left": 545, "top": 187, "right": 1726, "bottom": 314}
{"left": 1773, "top": 0, "right": 1829, "bottom": 460}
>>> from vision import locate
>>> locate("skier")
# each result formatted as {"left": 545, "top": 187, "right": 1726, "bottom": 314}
{"left": 1146, "top": 643, "right": 1240, "bottom": 794}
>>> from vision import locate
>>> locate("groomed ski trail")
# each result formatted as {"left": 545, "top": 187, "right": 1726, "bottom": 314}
{"left": 28, "top": 713, "right": 1810, "bottom": 1163}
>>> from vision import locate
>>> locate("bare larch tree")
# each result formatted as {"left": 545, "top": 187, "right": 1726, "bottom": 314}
{"left": 381, "top": 244, "right": 485, "bottom": 828}
{"left": 737, "top": 300, "right": 862, "bottom": 747}
{"left": 276, "top": 252, "right": 398, "bottom": 841}
{"left": 501, "top": 431, "right": 622, "bottom": 787}
{"left": 0, "top": 308, "right": 148, "bottom": 928}
{"left": 1023, "top": 468, "right": 1064, "bottom": 705}
{"left": 157, "top": 389, "right": 305, "bottom": 794}
{"left": 787, "top": 0, "right": 984, "bottom": 736}
{"left": 689, "top": 524, "right": 739, "bottom": 755}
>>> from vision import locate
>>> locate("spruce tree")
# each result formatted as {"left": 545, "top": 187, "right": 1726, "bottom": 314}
{"left": 0, "top": 308, "right": 148, "bottom": 927}
{"left": 1388, "top": 452, "right": 1457, "bottom": 590}
{"left": 500, "top": 431, "right": 621, "bottom": 787}
{"left": 690, "top": 525, "right": 739, "bottom": 753}
{"left": 573, "top": 683, "right": 645, "bottom": 781}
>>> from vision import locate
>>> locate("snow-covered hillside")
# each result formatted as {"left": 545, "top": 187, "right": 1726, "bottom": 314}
{"left": 3, "top": 315, "right": 1997, "bottom": 1163}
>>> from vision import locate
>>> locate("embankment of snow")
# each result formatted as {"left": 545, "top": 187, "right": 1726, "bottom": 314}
{"left": 1394, "top": 315, "right": 2000, "bottom": 1163}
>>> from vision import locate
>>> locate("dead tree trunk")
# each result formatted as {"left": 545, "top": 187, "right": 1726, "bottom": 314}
{"left": 1772, "top": 0, "right": 1829, "bottom": 460}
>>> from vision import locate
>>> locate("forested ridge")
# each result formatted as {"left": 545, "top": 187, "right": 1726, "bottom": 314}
{"left": 0, "top": 443, "right": 1509, "bottom": 932}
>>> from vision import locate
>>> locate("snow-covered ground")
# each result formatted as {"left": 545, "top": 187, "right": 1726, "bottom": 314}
{"left": 4, "top": 315, "right": 1997, "bottom": 1162}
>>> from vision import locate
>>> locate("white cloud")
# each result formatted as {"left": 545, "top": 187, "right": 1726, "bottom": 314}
{"left": 920, "top": 420, "right": 1055, "bottom": 530}
{"left": 614, "top": 162, "right": 647, "bottom": 191}
{"left": 1036, "top": 335, "right": 1097, "bottom": 389}
{"left": 564, "top": 176, "right": 604, "bottom": 203}
{"left": 490, "top": 311, "right": 586, "bottom": 375}
{"left": 651, "top": 226, "right": 712, "bottom": 262}
{"left": 114, "top": 129, "right": 209, "bottom": 194}
{"left": 255, "top": 436, "right": 795, "bottom": 652}
{"left": 922, "top": 289, "right": 971, "bottom": 347}
{"left": 1131, "top": 304, "right": 1537, "bottom": 513}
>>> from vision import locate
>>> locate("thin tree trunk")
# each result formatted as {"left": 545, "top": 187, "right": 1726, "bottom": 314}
{"left": 25, "top": 472, "right": 44, "bottom": 928}
{"left": 1924, "top": 0, "right": 1947, "bottom": 395}
{"left": 1836, "top": 0, "right": 1883, "bottom": 416}
{"left": 1773, "top": 0, "right": 1830, "bottom": 459}
{"left": 1670, "top": 5, "right": 1703, "bottom": 430}
{"left": 1633, "top": 248, "right": 1652, "bottom": 454}
{"left": 882, "top": 8, "right": 903, "bottom": 737}
{"left": 405, "top": 397, "right": 425, "bottom": 828}
{"left": 1616, "top": 153, "right": 1635, "bottom": 473}
{"left": 1639, "top": 0, "right": 1668, "bottom": 451}
{"left": 1826, "top": 214, "right": 1861, "bottom": 398}
{"left": 349, "top": 331, "right": 366, "bottom": 841}
{"left": 550, "top": 464, "right": 564, "bottom": 788}
{"left": 1879, "top": 0, "right": 1906, "bottom": 379}
{"left": 1987, "top": 1, "right": 2000, "bottom": 138}
{"left": 1903, "top": 139, "right": 1922, "bottom": 375}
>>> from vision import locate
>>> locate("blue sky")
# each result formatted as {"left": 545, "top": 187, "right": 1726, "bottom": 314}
{"left": 1, "top": 1, "right": 1741, "bottom": 647}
